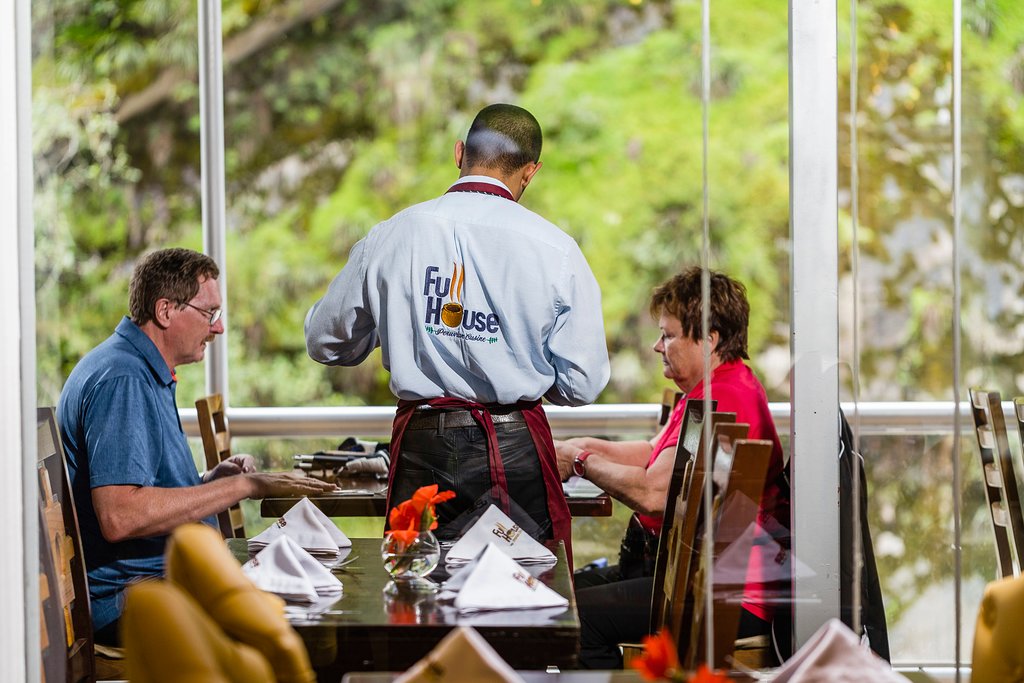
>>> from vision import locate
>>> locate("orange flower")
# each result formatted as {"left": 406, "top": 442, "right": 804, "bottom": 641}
{"left": 631, "top": 630, "right": 680, "bottom": 681}
{"left": 690, "top": 664, "right": 730, "bottom": 683}
{"left": 388, "top": 484, "right": 456, "bottom": 546}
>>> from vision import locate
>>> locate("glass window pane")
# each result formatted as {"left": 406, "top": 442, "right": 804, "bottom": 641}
{"left": 33, "top": 0, "right": 202, "bottom": 406}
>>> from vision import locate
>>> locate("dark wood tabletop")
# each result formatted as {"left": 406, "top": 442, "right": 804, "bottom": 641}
{"left": 229, "top": 537, "right": 580, "bottom": 678}
{"left": 260, "top": 474, "right": 613, "bottom": 518}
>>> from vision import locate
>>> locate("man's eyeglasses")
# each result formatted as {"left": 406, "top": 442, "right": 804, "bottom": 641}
{"left": 182, "top": 302, "right": 223, "bottom": 325}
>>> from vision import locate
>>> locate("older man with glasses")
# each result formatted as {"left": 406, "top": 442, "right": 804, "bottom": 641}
{"left": 57, "top": 247, "right": 337, "bottom": 647}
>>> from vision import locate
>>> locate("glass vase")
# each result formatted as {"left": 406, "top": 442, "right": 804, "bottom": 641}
{"left": 381, "top": 530, "right": 441, "bottom": 595}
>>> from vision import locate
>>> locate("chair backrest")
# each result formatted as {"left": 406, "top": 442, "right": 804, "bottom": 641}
{"left": 648, "top": 402, "right": 725, "bottom": 630}
{"left": 38, "top": 407, "right": 95, "bottom": 683}
{"left": 664, "top": 422, "right": 750, "bottom": 637}
{"left": 655, "top": 420, "right": 748, "bottom": 641}
{"left": 123, "top": 580, "right": 275, "bottom": 683}
{"left": 195, "top": 394, "right": 246, "bottom": 539}
{"left": 681, "top": 438, "right": 772, "bottom": 670}
{"left": 1014, "top": 397, "right": 1024, "bottom": 491}
{"left": 677, "top": 411, "right": 737, "bottom": 519}
{"left": 162, "top": 524, "right": 315, "bottom": 682}
{"left": 970, "top": 388, "right": 1024, "bottom": 578}
{"left": 659, "top": 389, "right": 684, "bottom": 427}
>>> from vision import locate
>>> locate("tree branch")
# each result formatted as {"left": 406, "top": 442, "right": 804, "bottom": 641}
{"left": 114, "top": 0, "right": 346, "bottom": 125}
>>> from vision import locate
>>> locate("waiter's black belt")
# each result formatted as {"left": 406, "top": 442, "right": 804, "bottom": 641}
{"left": 407, "top": 408, "right": 526, "bottom": 430}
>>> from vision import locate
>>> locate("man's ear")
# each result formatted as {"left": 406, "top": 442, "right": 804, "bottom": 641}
{"left": 153, "top": 298, "right": 174, "bottom": 329}
{"left": 707, "top": 330, "right": 720, "bottom": 350}
{"left": 520, "top": 160, "right": 542, "bottom": 190}
{"left": 454, "top": 140, "right": 465, "bottom": 169}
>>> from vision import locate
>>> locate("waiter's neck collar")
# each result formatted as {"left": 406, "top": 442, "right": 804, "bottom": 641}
{"left": 447, "top": 176, "right": 516, "bottom": 202}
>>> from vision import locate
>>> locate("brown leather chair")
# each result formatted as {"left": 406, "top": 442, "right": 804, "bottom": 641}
{"left": 195, "top": 394, "right": 247, "bottom": 538}
{"left": 163, "top": 523, "right": 316, "bottom": 683}
{"left": 972, "top": 572, "right": 1024, "bottom": 683}
{"left": 122, "top": 580, "right": 275, "bottom": 683}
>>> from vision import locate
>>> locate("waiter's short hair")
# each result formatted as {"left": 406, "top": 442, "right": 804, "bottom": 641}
{"left": 650, "top": 267, "right": 750, "bottom": 363}
{"left": 129, "top": 248, "right": 220, "bottom": 326}
{"left": 463, "top": 104, "right": 543, "bottom": 175}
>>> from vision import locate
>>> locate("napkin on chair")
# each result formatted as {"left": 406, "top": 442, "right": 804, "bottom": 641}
{"left": 393, "top": 626, "right": 525, "bottom": 683}
{"left": 445, "top": 505, "right": 556, "bottom": 568}
{"left": 248, "top": 496, "right": 352, "bottom": 560}
{"left": 441, "top": 543, "right": 568, "bottom": 613}
{"left": 773, "top": 618, "right": 905, "bottom": 683}
{"left": 242, "top": 535, "right": 343, "bottom": 603}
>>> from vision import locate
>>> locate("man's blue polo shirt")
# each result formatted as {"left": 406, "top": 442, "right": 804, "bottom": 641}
{"left": 57, "top": 316, "right": 217, "bottom": 637}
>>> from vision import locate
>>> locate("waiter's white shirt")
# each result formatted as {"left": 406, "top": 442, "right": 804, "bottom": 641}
{"left": 305, "top": 175, "right": 610, "bottom": 406}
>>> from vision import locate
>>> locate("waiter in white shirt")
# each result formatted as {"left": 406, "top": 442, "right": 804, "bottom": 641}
{"left": 305, "top": 103, "right": 610, "bottom": 552}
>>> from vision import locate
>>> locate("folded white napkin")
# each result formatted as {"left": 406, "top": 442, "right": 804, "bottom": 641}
{"left": 774, "top": 618, "right": 905, "bottom": 683}
{"left": 241, "top": 535, "right": 343, "bottom": 603}
{"left": 562, "top": 476, "right": 604, "bottom": 498}
{"left": 445, "top": 543, "right": 568, "bottom": 613}
{"left": 445, "top": 505, "right": 555, "bottom": 568}
{"left": 442, "top": 547, "right": 551, "bottom": 599}
{"left": 248, "top": 497, "right": 352, "bottom": 559}
{"left": 394, "top": 626, "right": 525, "bottom": 683}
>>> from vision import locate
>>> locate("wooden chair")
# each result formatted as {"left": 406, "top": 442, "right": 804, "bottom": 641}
{"left": 659, "top": 389, "right": 684, "bottom": 427}
{"left": 684, "top": 437, "right": 772, "bottom": 670}
{"left": 648, "top": 402, "right": 730, "bottom": 630}
{"left": 195, "top": 394, "right": 247, "bottom": 539}
{"left": 970, "top": 388, "right": 1024, "bottom": 577}
{"left": 659, "top": 422, "right": 749, "bottom": 647}
{"left": 1014, "top": 396, "right": 1024, "bottom": 488}
{"left": 665, "top": 432, "right": 772, "bottom": 670}
{"left": 37, "top": 407, "right": 95, "bottom": 683}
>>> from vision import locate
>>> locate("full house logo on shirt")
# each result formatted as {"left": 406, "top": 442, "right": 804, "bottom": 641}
{"left": 422, "top": 263, "right": 501, "bottom": 344}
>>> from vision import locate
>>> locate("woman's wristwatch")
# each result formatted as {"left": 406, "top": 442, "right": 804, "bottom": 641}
{"left": 572, "top": 451, "right": 592, "bottom": 478}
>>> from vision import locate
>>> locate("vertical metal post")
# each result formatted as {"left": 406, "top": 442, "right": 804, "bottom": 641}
{"left": 789, "top": 0, "right": 841, "bottom": 647}
{"left": 2, "top": 0, "right": 34, "bottom": 678}
{"left": 950, "top": 0, "right": 964, "bottom": 677}
{"left": 198, "top": 0, "right": 230, "bottom": 402}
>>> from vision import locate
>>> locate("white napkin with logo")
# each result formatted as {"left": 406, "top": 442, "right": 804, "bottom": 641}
{"left": 393, "top": 626, "right": 525, "bottom": 683}
{"left": 773, "top": 618, "right": 905, "bottom": 683}
{"left": 241, "top": 535, "right": 343, "bottom": 603}
{"left": 248, "top": 496, "right": 352, "bottom": 560}
{"left": 445, "top": 505, "right": 555, "bottom": 568}
{"left": 444, "top": 543, "right": 568, "bottom": 613}
{"left": 441, "top": 546, "right": 550, "bottom": 600}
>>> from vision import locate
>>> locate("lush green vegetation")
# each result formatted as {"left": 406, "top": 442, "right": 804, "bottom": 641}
{"left": 31, "top": 0, "right": 1024, "bottom": 656}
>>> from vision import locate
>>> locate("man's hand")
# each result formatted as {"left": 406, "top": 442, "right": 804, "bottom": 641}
{"left": 247, "top": 471, "right": 338, "bottom": 499}
{"left": 203, "top": 454, "right": 257, "bottom": 482}
{"left": 554, "top": 439, "right": 584, "bottom": 481}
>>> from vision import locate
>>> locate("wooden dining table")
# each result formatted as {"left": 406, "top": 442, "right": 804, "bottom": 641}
{"left": 260, "top": 474, "right": 613, "bottom": 518}
{"left": 229, "top": 537, "right": 580, "bottom": 679}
